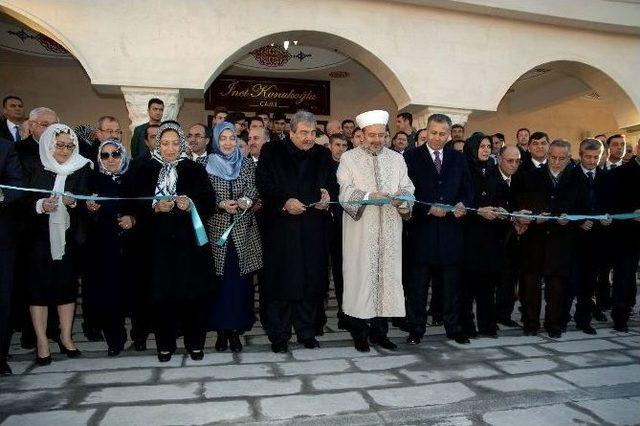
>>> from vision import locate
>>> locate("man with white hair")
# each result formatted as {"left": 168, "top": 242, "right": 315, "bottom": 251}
{"left": 15, "top": 107, "right": 58, "bottom": 162}
{"left": 337, "top": 109, "right": 415, "bottom": 352}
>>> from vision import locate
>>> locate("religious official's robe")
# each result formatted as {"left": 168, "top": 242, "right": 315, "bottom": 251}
{"left": 337, "top": 146, "right": 414, "bottom": 319}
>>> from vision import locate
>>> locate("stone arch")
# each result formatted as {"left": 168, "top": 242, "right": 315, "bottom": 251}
{"left": 203, "top": 30, "right": 411, "bottom": 110}
{"left": 490, "top": 56, "right": 640, "bottom": 130}
{"left": 0, "top": 3, "right": 94, "bottom": 80}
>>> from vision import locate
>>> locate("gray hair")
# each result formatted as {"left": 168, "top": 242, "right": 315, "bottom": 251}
{"left": 426, "top": 113, "right": 452, "bottom": 129}
{"left": 29, "top": 107, "right": 59, "bottom": 122}
{"left": 290, "top": 110, "right": 316, "bottom": 132}
{"left": 579, "top": 138, "right": 604, "bottom": 154}
{"left": 550, "top": 138, "right": 572, "bottom": 155}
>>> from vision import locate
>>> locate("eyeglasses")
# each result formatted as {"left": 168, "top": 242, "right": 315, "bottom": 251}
{"left": 33, "top": 121, "right": 54, "bottom": 128}
{"left": 54, "top": 143, "right": 75, "bottom": 151}
{"left": 100, "top": 151, "right": 122, "bottom": 159}
{"left": 99, "top": 129, "right": 123, "bottom": 136}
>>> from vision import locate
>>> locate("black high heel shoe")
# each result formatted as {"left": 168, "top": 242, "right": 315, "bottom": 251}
{"left": 35, "top": 354, "right": 52, "bottom": 366}
{"left": 215, "top": 331, "right": 228, "bottom": 352}
{"left": 58, "top": 341, "right": 82, "bottom": 358}
{"left": 229, "top": 331, "right": 243, "bottom": 353}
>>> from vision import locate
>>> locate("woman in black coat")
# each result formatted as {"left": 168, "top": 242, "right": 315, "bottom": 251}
{"left": 22, "top": 124, "right": 91, "bottom": 365}
{"left": 84, "top": 139, "right": 136, "bottom": 357}
{"left": 460, "top": 133, "right": 509, "bottom": 337}
{"left": 130, "top": 122, "right": 216, "bottom": 362}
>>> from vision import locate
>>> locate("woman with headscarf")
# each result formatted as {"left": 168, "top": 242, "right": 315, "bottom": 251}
{"left": 130, "top": 122, "right": 215, "bottom": 362}
{"left": 460, "top": 132, "right": 510, "bottom": 338}
{"left": 206, "top": 121, "right": 262, "bottom": 353}
{"left": 21, "top": 124, "right": 91, "bottom": 365}
{"left": 83, "top": 139, "right": 136, "bottom": 357}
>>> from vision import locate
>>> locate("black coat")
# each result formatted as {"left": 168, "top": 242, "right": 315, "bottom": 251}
{"left": 403, "top": 145, "right": 474, "bottom": 265}
{"left": 255, "top": 140, "right": 334, "bottom": 301}
{"left": 0, "top": 138, "right": 23, "bottom": 249}
{"left": 14, "top": 135, "right": 39, "bottom": 165}
{"left": 610, "top": 159, "right": 640, "bottom": 252}
{"left": 463, "top": 162, "right": 512, "bottom": 272}
{"left": 0, "top": 118, "right": 16, "bottom": 142}
{"left": 129, "top": 159, "right": 216, "bottom": 304}
{"left": 515, "top": 164, "right": 580, "bottom": 276}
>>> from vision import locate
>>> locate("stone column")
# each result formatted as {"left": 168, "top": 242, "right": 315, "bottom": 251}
{"left": 120, "top": 87, "right": 183, "bottom": 133}
{"left": 412, "top": 106, "right": 472, "bottom": 130}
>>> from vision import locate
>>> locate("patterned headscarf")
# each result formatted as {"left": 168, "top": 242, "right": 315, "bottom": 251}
{"left": 205, "top": 121, "right": 243, "bottom": 181}
{"left": 38, "top": 123, "right": 92, "bottom": 260}
{"left": 151, "top": 122, "right": 187, "bottom": 206}
{"left": 97, "top": 138, "right": 130, "bottom": 179}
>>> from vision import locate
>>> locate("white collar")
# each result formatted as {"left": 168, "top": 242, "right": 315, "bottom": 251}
{"left": 191, "top": 151, "right": 207, "bottom": 160}
{"left": 606, "top": 159, "right": 622, "bottom": 168}
{"left": 581, "top": 164, "right": 596, "bottom": 176}
{"left": 251, "top": 155, "right": 259, "bottom": 163}
{"left": 426, "top": 144, "right": 443, "bottom": 160}
{"left": 5, "top": 118, "right": 19, "bottom": 129}
{"left": 499, "top": 168, "right": 511, "bottom": 181}
{"left": 532, "top": 158, "right": 547, "bottom": 168}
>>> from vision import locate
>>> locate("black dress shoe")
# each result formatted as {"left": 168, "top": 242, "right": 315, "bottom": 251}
{"left": 497, "top": 319, "right": 520, "bottom": 328}
{"left": 370, "top": 337, "right": 397, "bottom": 350}
{"left": 548, "top": 330, "right": 562, "bottom": 338}
{"left": 35, "top": 355, "right": 52, "bottom": 366}
{"left": 406, "top": 334, "right": 421, "bottom": 345}
{"left": 133, "top": 341, "right": 147, "bottom": 352}
{"left": 614, "top": 324, "right": 629, "bottom": 333}
{"left": 229, "top": 332, "right": 243, "bottom": 353}
{"left": 577, "top": 325, "right": 597, "bottom": 335}
{"left": 453, "top": 333, "right": 470, "bottom": 344}
{"left": 215, "top": 331, "right": 228, "bottom": 352}
{"left": 157, "top": 352, "right": 172, "bottom": 362}
{"left": 189, "top": 350, "right": 204, "bottom": 361}
{"left": 0, "top": 361, "right": 12, "bottom": 375}
{"left": 354, "top": 339, "right": 370, "bottom": 352}
{"left": 271, "top": 341, "right": 288, "bottom": 353}
{"left": 58, "top": 342, "right": 82, "bottom": 358}
{"left": 107, "top": 347, "right": 121, "bottom": 357}
{"left": 593, "top": 311, "right": 608, "bottom": 322}
{"left": 300, "top": 338, "right": 320, "bottom": 349}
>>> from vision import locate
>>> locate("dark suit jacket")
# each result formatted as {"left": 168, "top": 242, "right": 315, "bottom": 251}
{"left": 515, "top": 163, "right": 580, "bottom": 276}
{"left": 404, "top": 145, "right": 474, "bottom": 265}
{"left": 610, "top": 159, "right": 640, "bottom": 252}
{"left": 0, "top": 138, "right": 24, "bottom": 249}
{"left": 14, "top": 134, "right": 39, "bottom": 164}
{"left": 0, "top": 118, "right": 16, "bottom": 142}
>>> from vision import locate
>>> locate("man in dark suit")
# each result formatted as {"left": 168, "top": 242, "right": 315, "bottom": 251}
{"left": 14, "top": 107, "right": 59, "bottom": 164}
{"left": 515, "top": 128, "right": 532, "bottom": 164}
{"left": 515, "top": 139, "right": 579, "bottom": 338}
{"left": 609, "top": 148, "right": 640, "bottom": 332}
{"left": 517, "top": 131, "right": 549, "bottom": 174}
{"left": 0, "top": 96, "right": 25, "bottom": 143}
{"left": 0, "top": 138, "right": 24, "bottom": 375}
{"left": 403, "top": 113, "right": 474, "bottom": 345}
{"left": 565, "top": 139, "right": 612, "bottom": 335}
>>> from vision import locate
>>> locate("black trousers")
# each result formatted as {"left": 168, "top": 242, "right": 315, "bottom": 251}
{"left": 566, "top": 246, "right": 599, "bottom": 328}
{"left": 520, "top": 274, "right": 565, "bottom": 333}
{"left": 461, "top": 270, "right": 498, "bottom": 334}
{"left": 266, "top": 297, "right": 318, "bottom": 344}
{"left": 0, "top": 248, "right": 15, "bottom": 362}
{"left": 595, "top": 262, "right": 613, "bottom": 311}
{"left": 255, "top": 270, "right": 269, "bottom": 331}
{"left": 153, "top": 301, "right": 206, "bottom": 353}
{"left": 611, "top": 250, "right": 640, "bottom": 327}
{"left": 405, "top": 263, "right": 462, "bottom": 336}
{"left": 428, "top": 270, "right": 443, "bottom": 321}
{"left": 129, "top": 279, "right": 151, "bottom": 344}
{"left": 329, "top": 235, "right": 344, "bottom": 321}
{"left": 345, "top": 315, "right": 388, "bottom": 341}
{"left": 496, "top": 247, "right": 519, "bottom": 322}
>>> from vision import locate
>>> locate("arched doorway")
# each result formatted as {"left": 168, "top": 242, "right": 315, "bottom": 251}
{"left": 468, "top": 60, "right": 640, "bottom": 153}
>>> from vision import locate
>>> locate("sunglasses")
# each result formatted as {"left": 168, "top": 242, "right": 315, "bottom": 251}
{"left": 100, "top": 151, "right": 122, "bottom": 159}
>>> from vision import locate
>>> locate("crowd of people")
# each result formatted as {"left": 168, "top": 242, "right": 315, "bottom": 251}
{"left": 0, "top": 94, "right": 638, "bottom": 376}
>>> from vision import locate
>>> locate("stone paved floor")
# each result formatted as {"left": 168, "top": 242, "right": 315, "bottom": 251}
{"left": 1, "top": 282, "right": 640, "bottom": 425}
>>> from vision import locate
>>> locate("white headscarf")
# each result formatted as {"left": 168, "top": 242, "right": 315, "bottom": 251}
{"left": 38, "top": 124, "right": 92, "bottom": 260}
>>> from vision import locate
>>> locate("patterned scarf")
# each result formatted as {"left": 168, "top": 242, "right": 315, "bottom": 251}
{"left": 151, "top": 123, "right": 187, "bottom": 206}
{"left": 97, "top": 138, "right": 130, "bottom": 181}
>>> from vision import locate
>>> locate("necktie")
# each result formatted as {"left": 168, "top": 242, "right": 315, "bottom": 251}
{"left": 505, "top": 177, "right": 511, "bottom": 187}
{"left": 13, "top": 125, "right": 21, "bottom": 142}
{"left": 434, "top": 150, "right": 442, "bottom": 174}
{"left": 609, "top": 164, "right": 617, "bottom": 170}
{"left": 587, "top": 171, "right": 594, "bottom": 184}
{"left": 586, "top": 171, "right": 596, "bottom": 210}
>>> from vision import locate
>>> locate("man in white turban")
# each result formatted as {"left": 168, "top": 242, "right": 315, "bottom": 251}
{"left": 337, "top": 109, "right": 415, "bottom": 352}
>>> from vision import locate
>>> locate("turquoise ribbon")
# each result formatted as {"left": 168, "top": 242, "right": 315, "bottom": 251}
{"left": 1, "top": 184, "right": 208, "bottom": 246}
{"left": 216, "top": 209, "right": 247, "bottom": 247}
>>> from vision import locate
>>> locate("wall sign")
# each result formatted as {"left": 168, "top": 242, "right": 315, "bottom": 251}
{"left": 205, "top": 75, "right": 330, "bottom": 115}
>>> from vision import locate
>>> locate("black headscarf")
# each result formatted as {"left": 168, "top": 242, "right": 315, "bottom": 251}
{"left": 463, "top": 132, "right": 492, "bottom": 177}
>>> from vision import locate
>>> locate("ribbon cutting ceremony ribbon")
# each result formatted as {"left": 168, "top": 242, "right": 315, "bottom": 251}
{"left": 0, "top": 184, "right": 209, "bottom": 246}
{"left": 216, "top": 209, "right": 247, "bottom": 247}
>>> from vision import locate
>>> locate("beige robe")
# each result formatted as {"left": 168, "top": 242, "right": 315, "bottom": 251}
{"left": 337, "top": 146, "right": 415, "bottom": 319}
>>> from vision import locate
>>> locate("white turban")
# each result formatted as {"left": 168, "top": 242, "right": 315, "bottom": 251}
{"left": 355, "top": 110, "right": 389, "bottom": 129}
